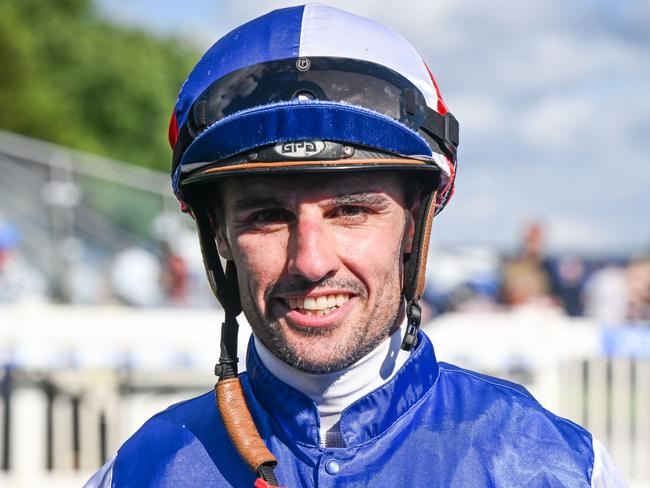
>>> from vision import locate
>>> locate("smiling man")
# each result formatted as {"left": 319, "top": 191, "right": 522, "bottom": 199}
{"left": 215, "top": 172, "right": 414, "bottom": 374}
{"left": 86, "top": 4, "right": 626, "bottom": 488}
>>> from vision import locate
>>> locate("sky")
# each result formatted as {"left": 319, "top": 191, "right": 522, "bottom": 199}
{"left": 95, "top": 0, "right": 650, "bottom": 255}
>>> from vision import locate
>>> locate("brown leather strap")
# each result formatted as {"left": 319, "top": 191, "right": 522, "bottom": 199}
{"left": 414, "top": 195, "right": 437, "bottom": 299}
{"left": 215, "top": 378, "right": 278, "bottom": 472}
{"left": 403, "top": 189, "right": 437, "bottom": 302}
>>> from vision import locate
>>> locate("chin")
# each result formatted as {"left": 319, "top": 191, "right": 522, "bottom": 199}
{"left": 268, "top": 325, "right": 382, "bottom": 374}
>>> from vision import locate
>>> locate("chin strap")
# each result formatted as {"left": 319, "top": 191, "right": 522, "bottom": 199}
{"left": 192, "top": 203, "right": 282, "bottom": 486}
{"left": 400, "top": 184, "right": 438, "bottom": 351}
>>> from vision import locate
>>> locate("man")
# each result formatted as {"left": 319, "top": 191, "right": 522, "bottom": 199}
{"left": 87, "top": 5, "right": 626, "bottom": 487}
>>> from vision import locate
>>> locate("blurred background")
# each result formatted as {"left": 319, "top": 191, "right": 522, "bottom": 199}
{"left": 0, "top": 0, "right": 648, "bottom": 486}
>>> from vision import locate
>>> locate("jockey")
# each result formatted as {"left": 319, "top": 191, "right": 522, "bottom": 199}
{"left": 86, "top": 5, "right": 626, "bottom": 487}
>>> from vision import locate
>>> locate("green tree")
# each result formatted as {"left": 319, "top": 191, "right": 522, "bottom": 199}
{"left": 0, "top": 0, "right": 198, "bottom": 170}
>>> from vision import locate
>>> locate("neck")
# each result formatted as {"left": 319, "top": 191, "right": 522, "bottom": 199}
{"left": 253, "top": 322, "right": 410, "bottom": 447}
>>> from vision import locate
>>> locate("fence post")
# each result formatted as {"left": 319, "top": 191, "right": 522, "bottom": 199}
{"left": 586, "top": 358, "right": 609, "bottom": 445}
{"left": 635, "top": 360, "right": 650, "bottom": 481}
{"left": 12, "top": 386, "right": 47, "bottom": 485}
{"left": 610, "top": 358, "right": 632, "bottom": 475}
{"left": 1, "top": 367, "right": 12, "bottom": 472}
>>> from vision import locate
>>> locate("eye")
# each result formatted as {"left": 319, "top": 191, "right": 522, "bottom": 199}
{"left": 330, "top": 205, "right": 369, "bottom": 219}
{"left": 249, "top": 208, "right": 293, "bottom": 225}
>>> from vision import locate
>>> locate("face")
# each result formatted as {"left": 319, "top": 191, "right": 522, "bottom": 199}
{"left": 214, "top": 172, "right": 416, "bottom": 373}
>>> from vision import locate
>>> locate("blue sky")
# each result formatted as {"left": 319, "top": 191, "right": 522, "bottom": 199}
{"left": 95, "top": 0, "right": 650, "bottom": 255}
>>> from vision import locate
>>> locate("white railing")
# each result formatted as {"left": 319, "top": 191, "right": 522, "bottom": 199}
{"left": 0, "top": 302, "right": 648, "bottom": 486}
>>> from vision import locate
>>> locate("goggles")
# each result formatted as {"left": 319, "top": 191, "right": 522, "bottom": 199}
{"left": 174, "top": 57, "right": 458, "bottom": 172}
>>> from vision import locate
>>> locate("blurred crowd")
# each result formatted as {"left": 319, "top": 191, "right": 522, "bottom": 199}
{"left": 1, "top": 216, "right": 649, "bottom": 324}
{"left": 424, "top": 222, "right": 650, "bottom": 324}
{"left": 0, "top": 213, "right": 215, "bottom": 309}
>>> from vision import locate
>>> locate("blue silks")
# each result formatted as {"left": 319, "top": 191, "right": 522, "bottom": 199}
{"left": 111, "top": 332, "right": 595, "bottom": 487}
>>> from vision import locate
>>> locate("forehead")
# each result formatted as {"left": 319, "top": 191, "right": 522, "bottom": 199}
{"left": 219, "top": 171, "right": 408, "bottom": 206}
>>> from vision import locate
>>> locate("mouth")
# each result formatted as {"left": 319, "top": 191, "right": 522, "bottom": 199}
{"left": 285, "top": 293, "right": 351, "bottom": 316}
{"left": 271, "top": 292, "right": 355, "bottom": 328}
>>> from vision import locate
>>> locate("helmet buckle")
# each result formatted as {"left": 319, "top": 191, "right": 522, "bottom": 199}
{"left": 401, "top": 300, "right": 422, "bottom": 351}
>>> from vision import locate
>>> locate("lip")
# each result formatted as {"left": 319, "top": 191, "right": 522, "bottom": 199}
{"left": 275, "top": 289, "right": 355, "bottom": 300}
{"left": 272, "top": 295, "right": 357, "bottom": 329}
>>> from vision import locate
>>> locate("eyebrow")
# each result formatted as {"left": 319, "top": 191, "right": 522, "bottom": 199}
{"left": 229, "top": 191, "right": 389, "bottom": 213}
{"left": 230, "top": 196, "right": 284, "bottom": 213}
{"left": 333, "top": 193, "right": 389, "bottom": 206}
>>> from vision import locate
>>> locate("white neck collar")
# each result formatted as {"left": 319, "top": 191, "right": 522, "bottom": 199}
{"left": 253, "top": 322, "right": 410, "bottom": 445}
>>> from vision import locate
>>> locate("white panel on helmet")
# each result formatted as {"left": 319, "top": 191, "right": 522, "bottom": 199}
{"left": 299, "top": 4, "right": 439, "bottom": 111}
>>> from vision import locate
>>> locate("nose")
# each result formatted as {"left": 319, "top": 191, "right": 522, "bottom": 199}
{"left": 286, "top": 213, "right": 339, "bottom": 282}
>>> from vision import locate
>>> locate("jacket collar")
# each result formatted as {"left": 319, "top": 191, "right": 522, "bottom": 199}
{"left": 243, "top": 331, "right": 440, "bottom": 447}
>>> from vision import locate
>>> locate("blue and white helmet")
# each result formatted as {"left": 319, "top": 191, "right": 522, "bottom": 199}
{"left": 169, "top": 3, "right": 459, "bottom": 331}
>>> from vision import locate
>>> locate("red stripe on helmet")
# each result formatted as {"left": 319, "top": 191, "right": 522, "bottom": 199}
{"left": 424, "top": 63, "right": 449, "bottom": 115}
{"left": 168, "top": 111, "right": 179, "bottom": 149}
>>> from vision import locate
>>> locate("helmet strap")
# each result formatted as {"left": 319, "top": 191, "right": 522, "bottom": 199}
{"left": 191, "top": 204, "right": 242, "bottom": 376}
{"left": 401, "top": 299, "right": 422, "bottom": 351}
{"left": 400, "top": 188, "right": 437, "bottom": 351}
{"left": 192, "top": 203, "right": 282, "bottom": 485}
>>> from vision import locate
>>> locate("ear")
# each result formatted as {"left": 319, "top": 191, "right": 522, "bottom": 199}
{"left": 403, "top": 207, "right": 416, "bottom": 254}
{"left": 210, "top": 214, "right": 233, "bottom": 261}
{"left": 403, "top": 190, "right": 436, "bottom": 254}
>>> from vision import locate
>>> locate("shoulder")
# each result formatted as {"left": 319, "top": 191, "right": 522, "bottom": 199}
{"left": 436, "top": 361, "right": 592, "bottom": 441}
{"left": 120, "top": 390, "right": 218, "bottom": 447}
{"left": 436, "top": 361, "right": 548, "bottom": 407}
{"left": 437, "top": 362, "right": 586, "bottom": 429}
{"left": 433, "top": 362, "right": 596, "bottom": 482}
{"left": 89, "top": 389, "right": 257, "bottom": 487}
{"left": 111, "top": 391, "right": 232, "bottom": 486}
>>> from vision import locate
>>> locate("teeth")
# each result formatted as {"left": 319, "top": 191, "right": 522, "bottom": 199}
{"left": 286, "top": 293, "right": 351, "bottom": 312}
{"left": 304, "top": 296, "right": 316, "bottom": 310}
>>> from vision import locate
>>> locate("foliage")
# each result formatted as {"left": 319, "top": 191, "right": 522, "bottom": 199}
{"left": 0, "top": 0, "right": 198, "bottom": 171}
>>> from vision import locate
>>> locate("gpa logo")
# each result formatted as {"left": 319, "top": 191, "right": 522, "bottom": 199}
{"left": 274, "top": 140, "right": 325, "bottom": 158}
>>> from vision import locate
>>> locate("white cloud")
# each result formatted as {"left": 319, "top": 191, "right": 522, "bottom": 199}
{"left": 450, "top": 95, "right": 506, "bottom": 136}
{"left": 93, "top": 0, "right": 650, "bottom": 253}
{"left": 518, "top": 96, "right": 596, "bottom": 152}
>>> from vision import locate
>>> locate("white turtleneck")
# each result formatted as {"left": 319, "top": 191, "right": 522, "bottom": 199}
{"left": 253, "top": 323, "right": 410, "bottom": 448}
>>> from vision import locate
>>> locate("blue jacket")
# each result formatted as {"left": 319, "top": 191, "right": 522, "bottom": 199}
{"left": 98, "top": 332, "right": 597, "bottom": 487}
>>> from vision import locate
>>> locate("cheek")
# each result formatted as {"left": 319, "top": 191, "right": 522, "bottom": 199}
{"left": 234, "top": 235, "right": 288, "bottom": 299}
{"left": 335, "top": 225, "right": 404, "bottom": 283}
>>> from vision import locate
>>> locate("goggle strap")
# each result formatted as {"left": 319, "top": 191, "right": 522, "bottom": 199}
{"left": 421, "top": 110, "right": 459, "bottom": 157}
